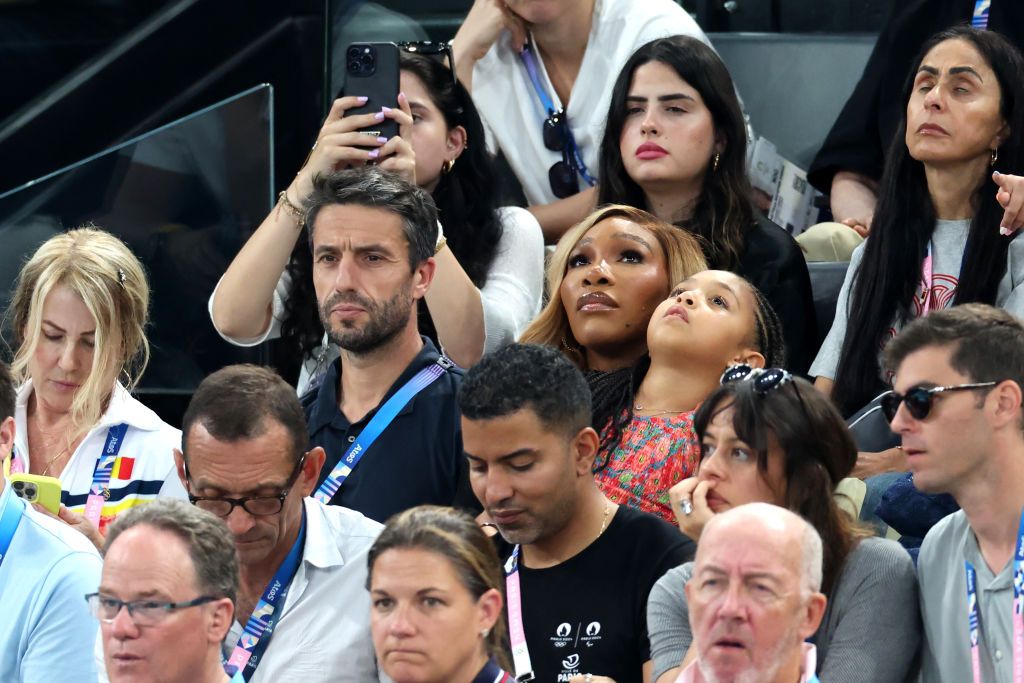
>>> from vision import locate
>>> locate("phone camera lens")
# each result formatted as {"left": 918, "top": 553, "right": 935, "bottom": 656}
{"left": 12, "top": 481, "right": 23, "bottom": 491}
{"left": 25, "top": 485, "right": 36, "bottom": 497}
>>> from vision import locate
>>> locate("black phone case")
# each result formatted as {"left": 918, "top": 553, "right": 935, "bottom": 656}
{"left": 340, "top": 42, "right": 400, "bottom": 141}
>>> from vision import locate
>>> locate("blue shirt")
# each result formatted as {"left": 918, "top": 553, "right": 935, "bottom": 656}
{"left": 0, "top": 482, "right": 103, "bottom": 682}
{"left": 303, "top": 337, "right": 479, "bottom": 523}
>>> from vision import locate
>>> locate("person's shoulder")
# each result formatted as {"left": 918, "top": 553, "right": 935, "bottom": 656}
{"left": 840, "top": 536, "right": 916, "bottom": 587}
{"left": 653, "top": 561, "right": 694, "bottom": 595}
{"left": 599, "top": 0, "right": 703, "bottom": 39}
{"left": 21, "top": 505, "right": 103, "bottom": 566}
{"left": 305, "top": 499, "right": 383, "bottom": 560}
{"left": 918, "top": 509, "right": 968, "bottom": 566}
{"left": 496, "top": 206, "right": 543, "bottom": 240}
{"left": 611, "top": 506, "right": 690, "bottom": 551}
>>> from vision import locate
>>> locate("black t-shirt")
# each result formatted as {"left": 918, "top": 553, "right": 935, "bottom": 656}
{"left": 499, "top": 506, "right": 694, "bottom": 683}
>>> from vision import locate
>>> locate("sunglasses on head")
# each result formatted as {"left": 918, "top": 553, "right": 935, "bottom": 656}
{"left": 397, "top": 41, "right": 456, "bottom": 87}
{"left": 880, "top": 381, "right": 999, "bottom": 422}
{"left": 720, "top": 364, "right": 793, "bottom": 394}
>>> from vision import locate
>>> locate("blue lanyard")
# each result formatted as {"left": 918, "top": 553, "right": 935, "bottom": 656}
{"left": 226, "top": 511, "right": 307, "bottom": 680}
{"left": 963, "top": 506, "right": 1024, "bottom": 683}
{"left": 0, "top": 486, "right": 25, "bottom": 570}
{"left": 519, "top": 44, "right": 596, "bottom": 188}
{"left": 84, "top": 423, "right": 129, "bottom": 527}
{"left": 314, "top": 357, "right": 454, "bottom": 504}
{"left": 972, "top": 0, "right": 990, "bottom": 29}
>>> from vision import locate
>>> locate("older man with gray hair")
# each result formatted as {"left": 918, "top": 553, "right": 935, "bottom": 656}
{"left": 90, "top": 498, "right": 241, "bottom": 683}
{"left": 678, "top": 503, "right": 827, "bottom": 683}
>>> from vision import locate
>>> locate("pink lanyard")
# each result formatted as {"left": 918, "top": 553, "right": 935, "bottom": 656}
{"left": 504, "top": 546, "right": 536, "bottom": 681}
{"left": 964, "top": 506, "right": 1024, "bottom": 683}
{"left": 921, "top": 242, "right": 935, "bottom": 316}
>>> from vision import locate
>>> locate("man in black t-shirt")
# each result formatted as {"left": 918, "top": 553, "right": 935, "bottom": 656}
{"left": 459, "top": 344, "right": 694, "bottom": 683}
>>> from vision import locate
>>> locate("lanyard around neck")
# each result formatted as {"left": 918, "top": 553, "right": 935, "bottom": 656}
{"left": 84, "top": 424, "right": 129, "bottom": 528}
{"left": 314, "top": 356, "right": 453, "bottom": 504}
{"left": 973, "top": 0, "right": 991, "bottom": 29}
{"left": 226, "top": 512, "right": 307, "bottom": 681}
{"left": 963, "top": 505, "right": 1024, "bottom": 683}
{"left": 518, "top": 43, "right": 596, "bottom": 188}
{"left": 504, "top": 545, "right": 536, "bottom": 682}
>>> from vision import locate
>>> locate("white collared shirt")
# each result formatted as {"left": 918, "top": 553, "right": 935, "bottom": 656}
{"left": 13, "top": 380, "right": 186, "bottom": 530}
{"left": 223, "top": 498, "right": 387, "bottom": 683}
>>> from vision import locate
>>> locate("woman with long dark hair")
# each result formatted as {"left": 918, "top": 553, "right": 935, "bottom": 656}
{"left": 598, "top": 35, "right": 817, "bottom": 375}
{"left": 648, "top": 369, "right": 919, "bottom": 683}
{"left": 210, "top": 52, "right": 544, "bottom": 392}
{"left": 815, "top": 27, "right": 1024, "bottom": 415}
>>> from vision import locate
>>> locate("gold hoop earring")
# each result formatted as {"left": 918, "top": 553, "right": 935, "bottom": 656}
{"left": 713, "top": 152, "right": 720, "bottom": 173}
{"left": 991, "top": 148, "right": 999, "bottom": 167}
{"left": 442, "top": 158, "right": 455, "bottom": 174}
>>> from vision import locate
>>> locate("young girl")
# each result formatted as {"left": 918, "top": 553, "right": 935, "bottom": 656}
{"left": 589, "top": 269, "right": 785, "bottom": 522}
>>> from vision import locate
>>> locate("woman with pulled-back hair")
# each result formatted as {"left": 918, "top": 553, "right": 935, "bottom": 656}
{"left": 648, "top": 369, "right": 919, "bottom": 683}
{"left": 368, "top": 505, "right": 514, "bottom": 683}
{"left": 815, "top": 26, "right": 1024, "bottom": 432}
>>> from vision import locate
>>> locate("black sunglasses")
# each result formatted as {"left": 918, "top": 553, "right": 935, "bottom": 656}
{"left": 880, "top": 382, "right": 999, "bottom": 422}
{"left": 720, "top": 364, "right": 794, "bottom": 394}
{"left": 397, "top": 41, "right": 456, "bottom": 86}
{"left": 543, "top": 111, "right": 581, "bottom": 198}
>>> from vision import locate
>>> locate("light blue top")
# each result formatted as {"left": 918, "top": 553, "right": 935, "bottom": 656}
{"left": 0, "top": 482, "right": 103, "bottom": 682}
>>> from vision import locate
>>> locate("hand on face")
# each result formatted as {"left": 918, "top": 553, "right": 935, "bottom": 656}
{"left": 455, "top": 0, "right": 528, "bottom": 61}
{"left": 669, "top": 476, "right": 716, "bottom": 541}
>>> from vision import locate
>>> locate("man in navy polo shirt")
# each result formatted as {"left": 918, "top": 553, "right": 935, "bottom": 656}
{"left": 302, "top": 168, "right": 475, "bottom": 523}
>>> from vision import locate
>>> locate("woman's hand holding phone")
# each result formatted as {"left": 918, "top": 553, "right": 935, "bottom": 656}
{"left": 32, "top": 503, "right": 104, "bottom": 552}
{"left": 287, "top": 95, "right": 416, "bottom": 204}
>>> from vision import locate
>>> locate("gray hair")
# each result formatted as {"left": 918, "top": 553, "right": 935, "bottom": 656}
{"left": 304, "top": 168, "right": 439, "bottom": 270}
{"left": 104, "top": 499, "right": 239, "bottom": 605}
{"left": 703, "top": 502, "right": 823, "bottom": 594}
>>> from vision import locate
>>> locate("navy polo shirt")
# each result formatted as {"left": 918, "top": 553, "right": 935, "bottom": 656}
{"left": 303, "top": 337, "right": 479, "bottom": 523}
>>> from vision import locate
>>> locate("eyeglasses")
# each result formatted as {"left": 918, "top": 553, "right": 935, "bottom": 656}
{"left": 720, "top": 365, "right": 794, "bottom": 394}
{"left": 397, "top": 41, "right": 456, "bottom": 87}
{"left": 85, "top": 593, "right": 219, "bottom": 626}
{"left": 880, "top": 382, "right": 999, "bottom": 422}
{"left": 185, "top": 455, "right": 306, "bottom": 518}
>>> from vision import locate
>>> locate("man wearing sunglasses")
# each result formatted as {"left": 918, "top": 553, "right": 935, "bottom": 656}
{"left": 883, "top": 304, "right": 1024, "bottom": 683}
{"left": 173, "top": 365, "right": 385, "bottom": 682}
{"left": 92, "top": 499, "right": 239, "bottom": 683}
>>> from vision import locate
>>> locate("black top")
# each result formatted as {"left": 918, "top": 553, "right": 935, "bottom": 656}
{"left": 808, "top": 0, "right": 1024, "bottom": 194}
{"left": 303, "top": 336, "right": 479, "bottom": 523}
{"left": 739, "top": 215, "right": 818, "bottom": 375}
{"left": 497, "top": 506, "right": 694, "bottom": 683}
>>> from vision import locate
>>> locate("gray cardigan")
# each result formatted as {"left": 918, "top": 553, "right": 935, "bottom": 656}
{"left": 647, "top": 536, "right": 920, "bottom": 682}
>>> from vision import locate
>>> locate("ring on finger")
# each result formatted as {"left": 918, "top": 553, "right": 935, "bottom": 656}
{"left": 680, "top": 498, "right": 694, "bottom": 516}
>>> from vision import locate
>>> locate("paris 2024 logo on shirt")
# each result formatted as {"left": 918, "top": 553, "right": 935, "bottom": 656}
{"left": 552, "top": 621, "right": 604, "bottom": 682}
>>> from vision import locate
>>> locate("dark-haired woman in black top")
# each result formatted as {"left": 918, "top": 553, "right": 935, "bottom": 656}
{"left": 598, "top": 35, "right": 817, "bottom": 374}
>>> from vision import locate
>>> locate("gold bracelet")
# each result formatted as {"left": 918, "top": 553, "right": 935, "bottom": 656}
{"left": 277, "top": 190, "right": 305, "bottom": 228}
{"left": 434, "top": 236, "right": 448, "bottom": 254}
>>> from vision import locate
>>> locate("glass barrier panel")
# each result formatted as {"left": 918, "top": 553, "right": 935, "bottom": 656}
{"left": 0, "top": 84, "right": 274, "bottom": 392}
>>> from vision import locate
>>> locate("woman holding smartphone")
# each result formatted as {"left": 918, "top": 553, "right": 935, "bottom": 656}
{"left": 210, "top": 52, "right": 544, "bottom": 391}
{"left": 4, "top": 228, "right": 186, "bottom": 549}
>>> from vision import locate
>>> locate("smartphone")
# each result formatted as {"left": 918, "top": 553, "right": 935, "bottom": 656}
{"left": 340, "top": 42, "right": 401, "bottom": 141}
{"left": 10, "top": 473, "right": 62, "bottom": 515}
